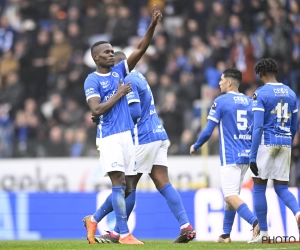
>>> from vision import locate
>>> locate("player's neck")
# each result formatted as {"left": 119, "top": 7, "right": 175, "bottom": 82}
{"left": 227, "top": 87, "right": 239, "bottom": 93}
{"left": 96, "top": 66, "right": 111, "bottom": 74}
{"left": 262, "top": 75, "right": 277, "bottom": 85}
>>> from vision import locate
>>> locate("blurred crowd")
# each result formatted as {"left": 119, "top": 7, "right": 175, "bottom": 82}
{"left": 0, "top": 0, "right": 300, "bottom": 171}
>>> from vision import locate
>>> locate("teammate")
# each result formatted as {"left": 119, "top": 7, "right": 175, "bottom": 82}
{"left": 82, "top": 5, "right": 162, "bottom": 245}
{"left": 190, "top": 68, "right": 259, "bottom": 243}
{"left": 92, "top": 51, "right": 196, "bottom": 244}
{"left": 248, "top": 58, "right": 300, "bottom": 243}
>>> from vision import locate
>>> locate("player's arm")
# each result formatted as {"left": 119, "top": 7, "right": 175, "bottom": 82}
{"left": 127, "top": 5, "right": 162, "bottom": 72}
{"left": 129, "top": 102, "right": 141, "bottom": 125}
{"left": 190, "top": 120, "right": 217, "bottom": 156}
{"left": 249, "top": 111, "right": 264, "bottom": 162}
{"left": 291, "top": 111, "right": 298, "bottom": 142}
{"left": 88, "top": 79, "right": 131, "bottom": 116}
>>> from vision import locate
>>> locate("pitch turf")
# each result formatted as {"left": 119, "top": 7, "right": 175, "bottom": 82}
{"left": 1, "top": 240, "right": 300, "bottom": 250}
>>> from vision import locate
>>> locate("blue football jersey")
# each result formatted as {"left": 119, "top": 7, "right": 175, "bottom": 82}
{"left": 84, "top": 60, "right": 134, "bottom": 138}
{"left": 208, "top": 92, "right": 253, "bottom": 166}
{"left": 252, "top": 83, "right": 298, "bottom": 146}
{"left": 125, "top": 71, "right": 168, "bottom": 145}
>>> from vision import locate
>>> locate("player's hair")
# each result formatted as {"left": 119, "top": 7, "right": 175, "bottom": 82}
{"left": 91, "top": 41, "right": 109, "bottom": 56}
{"left": 114, "top": 51, "right": 127, "bottom": 64}
{"left": 254, "top": 58, "right": 278, "bottom": 76}
{"left": 223, "top": 68, "right": 242, "bottom": 84}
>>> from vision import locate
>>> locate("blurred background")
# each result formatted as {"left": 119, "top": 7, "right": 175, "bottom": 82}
{"left": 1, "top": 0, "right": 300, "bottom": 241}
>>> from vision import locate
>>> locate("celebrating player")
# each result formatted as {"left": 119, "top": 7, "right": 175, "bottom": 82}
{"left": 190, "top": 68, "right": 259, "bottom": 243}
{"left": 82, "top": 5, "right": 162, "bottom": 245}
{"left": 92, "top": 51, "right": 196, "bottom": 244}
{"left": 248, "top": 58, "right": 300, "bottom": 243}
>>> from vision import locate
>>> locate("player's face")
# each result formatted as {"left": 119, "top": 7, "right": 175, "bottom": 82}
{"left": 219, "top": 74, "right": 228, "bottom": 94}
{"left": 94, "top": 44, "right": 115, "bottom": 68}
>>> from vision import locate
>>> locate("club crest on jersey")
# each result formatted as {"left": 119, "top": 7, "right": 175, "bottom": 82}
{"left": 252, "top": 93, "right": 257, "bottom": 100}
{"left": 112, "top": 72, "right": 119, "bottom": 78}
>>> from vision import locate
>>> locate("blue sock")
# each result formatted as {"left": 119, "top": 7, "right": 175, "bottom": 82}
{"left": 236, "top": 203, "right": 257, "bottom": 226}
{"left": 114, "top": 189, "right": 136, "bottom": 233}
{"left": 93, "top": 194, "right": 113, "bottom": 222}
{"left": 253, "top": 183, "right": 268, "bottom": 231}
{"left": 274, "top": 184, "right": 300, "bottom": 215}
{"left": 112, "top": 186, "right": 129, "bottom": 234}
{"left": 159, "top": 183, "right": 189, "bottom": 226}
{"left": 223, "top": 210, "right": 236, "bottom": 234}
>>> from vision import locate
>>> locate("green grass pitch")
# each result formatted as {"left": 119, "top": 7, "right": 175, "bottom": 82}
{"left": 1, "top": 240, "right": 300, "bottom": 250}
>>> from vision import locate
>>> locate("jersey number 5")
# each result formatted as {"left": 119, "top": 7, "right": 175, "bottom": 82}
{"left": 237, "top": 110, "right": 247, "bottom": 130}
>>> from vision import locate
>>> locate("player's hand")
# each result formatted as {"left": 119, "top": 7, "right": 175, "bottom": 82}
{"left": 117, "top": 79, "right": 132, "bottom": 97}
{"left": 250, "top": 162, "right": 259, "bottom": 176}
{"left": 151, "top": 4, "right": 162, "bottom": 26}
{"left": 190, "top": 144, "right": 197, "bottom": 156}
{"left": 91, "top": 116, "right": 100, "bottom": 125}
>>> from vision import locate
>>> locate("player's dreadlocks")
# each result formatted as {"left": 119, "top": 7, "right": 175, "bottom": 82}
{"left": 254, "top": 58, "right": 279, "bottom": 76}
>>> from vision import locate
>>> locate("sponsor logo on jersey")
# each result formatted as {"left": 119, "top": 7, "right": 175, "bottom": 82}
{"left": 85, "top": 87, "right": 95, "bottom": 96}
{"left": 112, "top": 72, "right": 119, "bottom": 78}
{"left": 100, "top": 81, "right": 109, "bottom": 88}
{"left": 252, "top": 100, "right": 258, "bottom": 106}
{"left": 233, "top": 96, "right": 249, "bottom": 105}
{"left": 104, "top": 89, "right": 117, "bottom": 101}
{"left": 153, "top": 125, "right": 165, "bottom": 133}
{"left": 238, "top": 149, "right": 250, "bottom": 157}
{"left": 274, "top": 88, "right": 289, "bottom": 96}
{"left": 211, "top": 102, "right": 217, "bottom": 109}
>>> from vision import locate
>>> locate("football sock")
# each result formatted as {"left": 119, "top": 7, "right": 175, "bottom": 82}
{"left": 253, "top": 183, "right": 268, "bottom": 231}
{"left": 223, "top": 210, "right": 236, "bottom": 234}
{"left": 274, "top": 184, "right": 300, "bottom": 215}
{"left": 112, "top": 186, "right": 129, "bottom": 234}
{"left": 159, "top": 183, "right": 189, "bottom": 226}
{"left": 237, "top": 203, "right": 257, "bottom": 225}
{"left": 114, "top": 189, "right": 136, "bottom": 233}
{"left": 93, "top": 193, "right": 113, "bottom": 222}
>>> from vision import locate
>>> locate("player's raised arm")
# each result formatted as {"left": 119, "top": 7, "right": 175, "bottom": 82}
{"left": 127, "top": 4, "right": 162, "bottom": 71}
{"left": 87, "top": 79, "right": 132, "bottom": 116}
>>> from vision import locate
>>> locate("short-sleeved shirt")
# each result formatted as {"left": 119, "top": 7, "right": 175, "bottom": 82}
{"left": 84, "top": 60, "right": 134, "bottom": 138}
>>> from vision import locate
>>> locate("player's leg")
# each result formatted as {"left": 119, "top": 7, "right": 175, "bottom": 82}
{"left": 248, "top": 145, "right": 272, "bottom": 243}
{"left": 217, "top": 202, "right": 235, "bottom": 243}
{"left": 221, "top": 164, "right": 258, "bottom": 242}
{"left": 272, "top": 146, "right": 300, "bottom": 235}
{"left": 248, "top": 177, "right": 268, "bottom": 243}
{"left": 117, "top": 130, "right": 143, "bottom": 244}
{"left": 149, "top": 140, "right": 196, "bottom": 243}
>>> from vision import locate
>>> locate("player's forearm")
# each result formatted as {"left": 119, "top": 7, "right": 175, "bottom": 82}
{"left": 193, "top": 120, "right": 216, "bottom": 150}
{"left": 249, "top": 126, "right": 263, "bottom": 162}
{"left": 92, "top": 93, "right": 123, "bottom": 116}
{"left": 136, "top": 22, "right": 156, "bottom": 54}
{"left": 249, "top": 111, "right": 264, "bottom": 162}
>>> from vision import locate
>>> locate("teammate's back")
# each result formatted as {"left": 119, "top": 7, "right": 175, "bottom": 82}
{"left": 208, "top": 92, "right": 252, "bottom": 165}
{"left": 252, "top": 83, "right": 297, "bottom": 146}
{"left": 125, "top": 71, "right": 168, "bottom": 145}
